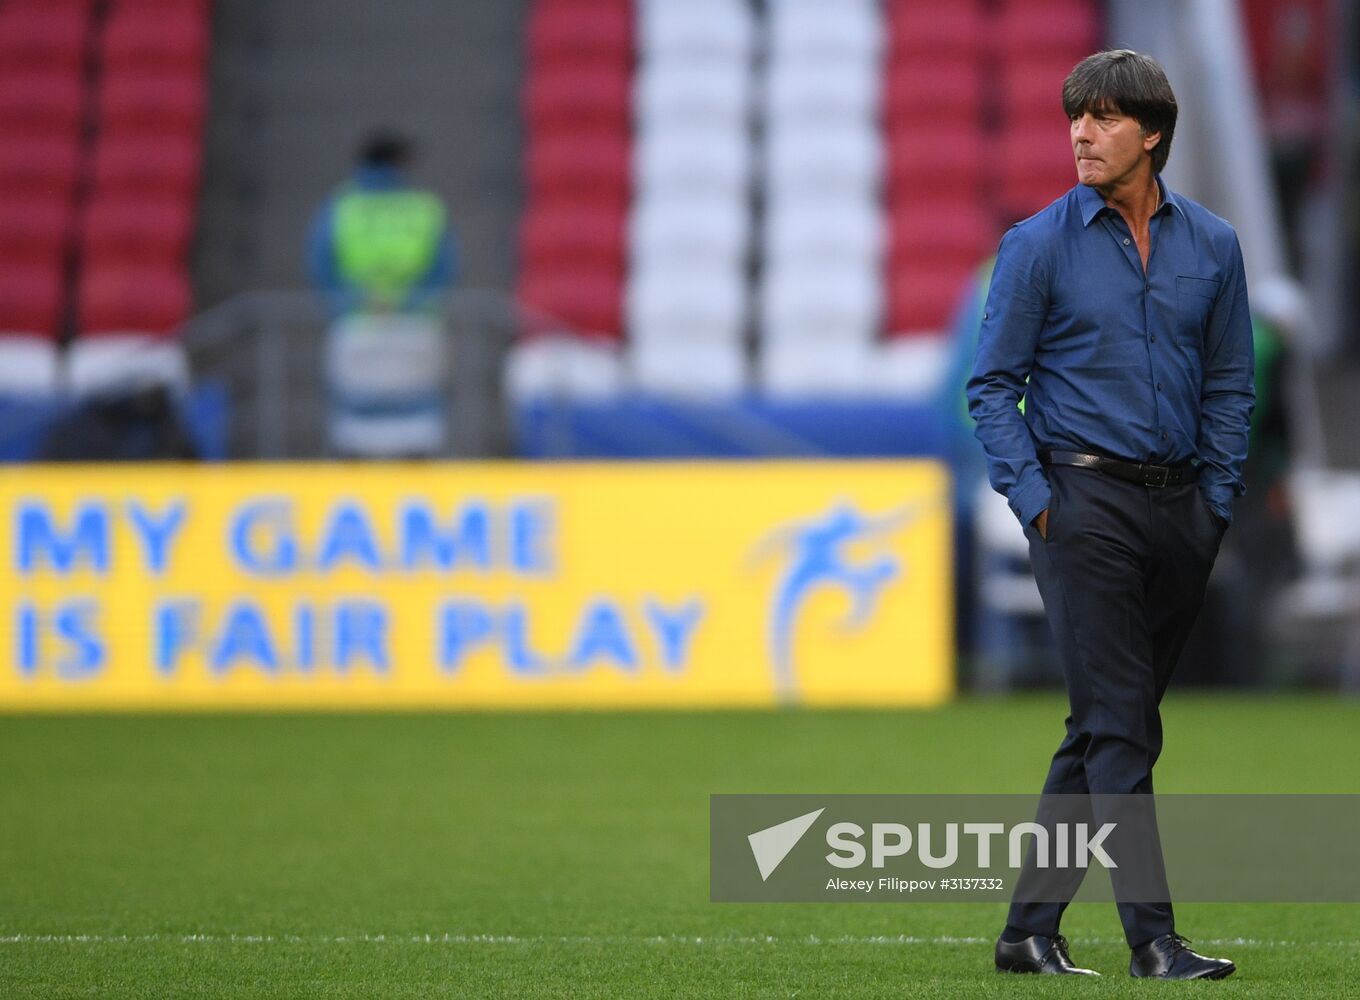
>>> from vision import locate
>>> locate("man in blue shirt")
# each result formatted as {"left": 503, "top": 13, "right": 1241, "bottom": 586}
{"left": 969, "top": 51, "right": 1252, "bottom": 980}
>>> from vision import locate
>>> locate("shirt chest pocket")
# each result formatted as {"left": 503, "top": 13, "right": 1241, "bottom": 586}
{"left": 1175, "top": 275, "right": 1221, "bottom": 344}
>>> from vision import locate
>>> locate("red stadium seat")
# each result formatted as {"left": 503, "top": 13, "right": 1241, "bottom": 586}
{"left": 992, "top": 2, "right": 1099, "bottom": 58}
{"left": 527, "top": 0, "right": 631, "bottom": 68}
{"left": 77, "top": 262, "right": 191, "bottom": 336}
{"left": 0, "top": 266, "right": 65, "bottom": 339}
{"left": 884, "top": 59, "right": 984, "bottom": 127}
{"left": 517, "top": 268, "right": 622, "bottom": 338}
{"left": 999, "top": 57, "right": 1083, "bottom": 119}
{"left": 101, "top": 3, "right": 211, "bottom": 73}
{"left": 0, "top": 135, "right": 82, "bottom": 199}
{"left": 889, "top": 201, "right": 996, "bottom": 270}
{"left": 525, "top": 130, "right": 630, "bottom": 202}
{"left": 887, "top": 1, "right": 985, "bottom": 58}
{"left": 886, "top": 128, "right": 984, "bottom": 201}
{"left": 0, "top": 70, "right": 86, "bottom": 135}
{"left": 519, "top": 202, "right": 625, "bottom": 270}
{"left": 0, "top": 3, "right": 90, "bottom": 71}
{"left": 0, "top": 196, "right": 73, "bottom": 264}
{"left": 524, "top": 62, "right": 631, "bottom": 131}
{"left": 90, "top": 130, "right": 203, "bottom": 197}
{"left": 97, "top": 69, "right": 207, "bottom": 132}
{"left": 887, "top": 264, "right": 977, "bottom": 334}
{"left": 80, "top": 196, "right": 196, "bottom": 264}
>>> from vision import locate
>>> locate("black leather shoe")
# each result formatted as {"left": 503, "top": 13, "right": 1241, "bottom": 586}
{"left": 1130, "top": 933, "right": 1235, "bottom": 980}
{"left": 995, "top": 933, "right": 1099, "bottom": 975}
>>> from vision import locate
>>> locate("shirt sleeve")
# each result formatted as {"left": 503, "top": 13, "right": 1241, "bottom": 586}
{"left": 1196, "top": 233, "right": 1256, "bottom": 524}
{"left": 966, "top": 226, "right": 1052, "bottom": 528}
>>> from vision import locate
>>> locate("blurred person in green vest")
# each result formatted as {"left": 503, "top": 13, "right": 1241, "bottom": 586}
{"left": 308, "top": 131, "right": 455, "bottom": 314}
{"left": 307, "top": 131, "right": 456, "bottom": 458}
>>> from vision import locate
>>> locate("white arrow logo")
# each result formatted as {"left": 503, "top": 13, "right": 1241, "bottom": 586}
{"left": 747, "top": 808, "right": 825, "bottom": 881}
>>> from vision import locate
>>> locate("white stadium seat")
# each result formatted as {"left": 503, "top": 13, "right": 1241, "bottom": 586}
{"left": 764, "top": 56, "right": 881, "bottom": 123}
{"left": 0, "top": 336, "right": 60, "bottom": 396}
{"left": 634, "top": 58, "right": 751, "bottom": 129}
{"left": 66, "top": 335, "right": 190, "bottom": 396}
{"left": 634, "top": 124, "right": 752, "bottom": 198}
{"left": 760, "top": 261, "right": 882, "bottom": 344}
{"left": 639, "top": 0, "right": 756, "bottom": 64}
{"left": 630, "top": 194, "right": 750, "bottom": 270}
{"left": 504, "top": 333, "right": 625, "bottom": 402}
{"left": 630, "top": 337, "right": 747, "bottom": 397}
{"left": 763, "top": 196, "right": 884, "bottom": 270}
{"left": 759, "top": 338, "right": 873, "bottom": 397}
{"left": 627, "top": 263, "right": 747, "bottom": 346}
{"left": 766, "top": 0, "right": 883, "bottom": 62}
{"left": 764, "top": 121, "right": 883, "bottom": 199}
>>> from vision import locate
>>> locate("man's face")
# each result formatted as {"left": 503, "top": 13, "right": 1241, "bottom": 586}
{"left": 1069, "top": 105, "right": 1160, "bottom": 190}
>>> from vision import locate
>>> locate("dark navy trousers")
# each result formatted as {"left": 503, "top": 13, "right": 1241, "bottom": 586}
{"left": 1005, "top": 464, "right": 1226, "bottom": 948}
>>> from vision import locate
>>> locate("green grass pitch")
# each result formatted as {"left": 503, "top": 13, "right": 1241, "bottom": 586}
{"left": 2, "top": 694, "right": 1358, "bottom": 997}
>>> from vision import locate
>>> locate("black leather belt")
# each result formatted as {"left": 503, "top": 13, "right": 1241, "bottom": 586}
{"left": 1039, "top": 450, "right": 1197, "bottom": 488}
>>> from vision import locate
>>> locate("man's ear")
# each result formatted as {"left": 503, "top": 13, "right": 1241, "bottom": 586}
{"left": 1143, "top": 130, "right": 1162, "bottom": 154}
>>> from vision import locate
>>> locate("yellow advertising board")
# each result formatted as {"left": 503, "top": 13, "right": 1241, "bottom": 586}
{"left": 0, "top": 462, "right": 952, "bottom": 710}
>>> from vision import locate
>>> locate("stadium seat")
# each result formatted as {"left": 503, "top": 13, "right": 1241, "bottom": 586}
{"left": 768, "top": 0, "right": 883, "bottom": 62}
{"left": 0, "top": 134, "right": 83, "bottom": 199}
{"left": 759, "top": 338, "right": 873, "bottom": 397}
{"left": 999, "top": 58, "right": 1084, "bottom": 118}
{"left": 525, "top": 131, "right": 630, "bottom": 202}
{"left": 517, "top": 269, "right": 622, "bottom": 338}
{"left": 760, "top": 261, "right": 882, "bottom": 344}
{"left": 66, "top": 334, "right": 191, "bottom": 395}
{"left": 100, "top": 2, "right": 211, "bottom": 74}
{"left": 887, "top": 1, "right": 985, "bottom": 58}
{"left": 888, "top": 265, "right": 975, "bottom": 335}
{"left": 0, "top": 197, "right": 73, "bottom": 265}
{"left": 992, "top": 2, "right": 1099, "bottom": 58}
{"left": 888, "top": 201, "right": 995, "bottom": 263}
{"left": 883, "top": 59, "right": 984, "bottom": 127}
{"left": 629, "top": 194, "right": 749, "bottom": 270}
{"left": 626, "top": 264, "right": 746, "bottom": 345}
{"left": 81, "top": 196, "right": 196, "bottom": 263}
{"left": 0, "top": 70, "right": 86, "bottom": 135}
{"left": 763, "top": 198, "right": 884, "bottom": 270}
{"left": 0, "top": 335, "right": 61, "bottom": 397}
{"left": 504, "top": 333, "right": 625, "bottom": 401}
{"left": 630, "top": 337, "right": 746, "bottom": 397}
{"left": 886, "top": 128, "right": 985, "bottom": 200}
{"left": 637, "top": 0, "right": 755, "bottom": 64}
{"left": 0, "top": 3, "right": 90, "bottom": 71}
{"left": 76, "top": 263, "right": 192, "bottom": 336}
{"left": 634, "top": 58, "right": 750, "bottom": 129}
{"left": 526, "top": 0, "right": 631, "bottom": 67}
{"left": 871, "top": 335, "right": 951, "bottom": 396}
{"left": 765, "top": 56, "right": 881, "bottom": 123}
{"left": 97, "top": 69, "right": 207, "bottom": 131}
{"left": 634, "top": 125, "right": 752, "bottom": 198}
{"left": 524, "top": 62, "right": 631, "bottom": 131}
{"left": 0, "top": 267, "right": 65, "bottom": 340}
{"left": 89, "top": 130, "right": 203, "bottom": 198}
{"left": 765, "top": 121, "right": 882, "bottom": 199}
{"left": 520, "top": 202, "right": 626, "bottom": 270}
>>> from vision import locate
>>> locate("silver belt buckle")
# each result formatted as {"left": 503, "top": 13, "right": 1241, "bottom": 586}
{"left": 1144, "top": 465, "right": 1170, "bottom": 488}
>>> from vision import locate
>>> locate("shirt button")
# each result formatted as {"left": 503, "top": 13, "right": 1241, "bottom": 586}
{"left": 1123, "top": 238, "right": 1131, "bottom": 245}
{"left": 1150, "top": 334, "right": 1157, "bottom": 343}
{"left": 1161, "top": 432, "right": 1168, "bottom": 440}
{"left": 1157, "top": 382, "right": 1163, "bottom": 391}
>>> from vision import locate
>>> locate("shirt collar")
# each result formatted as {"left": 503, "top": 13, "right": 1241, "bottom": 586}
{"left": 1077, "top": 174, "right": 1184, "bottom": 227}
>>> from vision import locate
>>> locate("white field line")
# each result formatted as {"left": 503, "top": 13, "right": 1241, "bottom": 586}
{"left": 1, "top": 933, "right": 1357, "bottom": 948}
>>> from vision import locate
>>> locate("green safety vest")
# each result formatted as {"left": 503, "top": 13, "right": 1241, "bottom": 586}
{"left": 332, "top": 188, "right": 446, "bottom": 304}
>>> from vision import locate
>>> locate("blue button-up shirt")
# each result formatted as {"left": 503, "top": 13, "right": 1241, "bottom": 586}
{"left": 967, "top": 178, "right": 1255, "bottom": 527}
